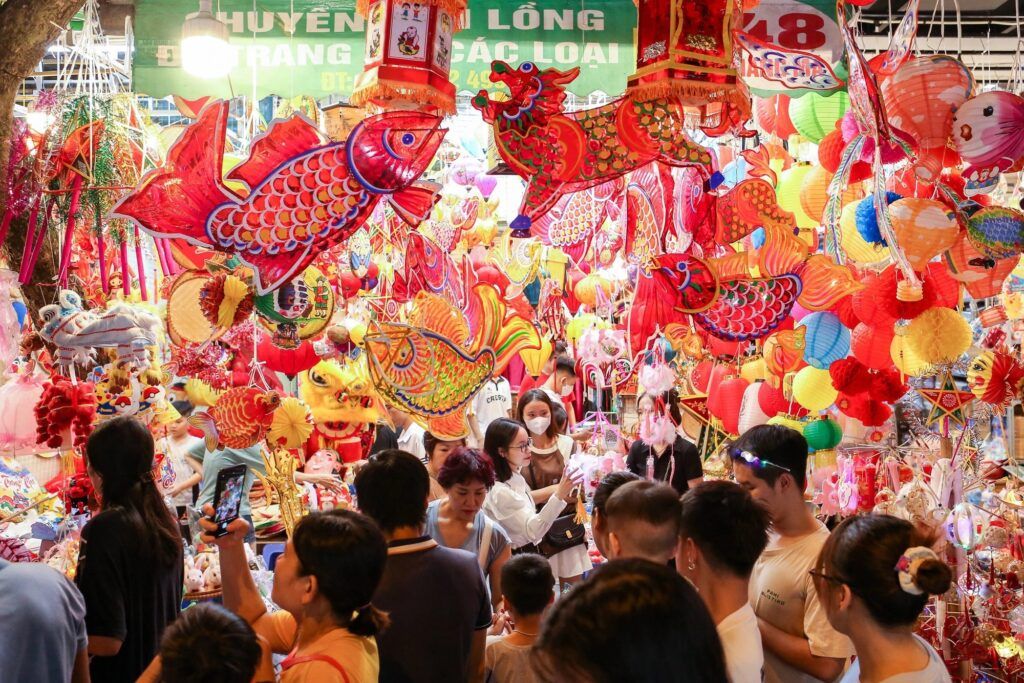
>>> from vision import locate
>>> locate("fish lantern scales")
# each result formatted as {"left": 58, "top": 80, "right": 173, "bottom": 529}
{"left": 351, "top": 0, "right": 466, "bottom": 115}
{"left": 627, "top": 0, "right": 750, "bottom": 135}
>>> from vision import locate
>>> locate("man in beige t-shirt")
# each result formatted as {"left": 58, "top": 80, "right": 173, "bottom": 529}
{"left": 730, "top": 425, "right": 855, "bottom": 683}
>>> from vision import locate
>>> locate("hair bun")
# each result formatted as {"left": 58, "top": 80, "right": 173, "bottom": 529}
{"left": 912, "top": 559, "right": 952, "bottom": 596}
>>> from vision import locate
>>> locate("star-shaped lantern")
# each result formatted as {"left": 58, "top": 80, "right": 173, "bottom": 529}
{"left": 917, "top": 370, "right": 975, "bottom": 435}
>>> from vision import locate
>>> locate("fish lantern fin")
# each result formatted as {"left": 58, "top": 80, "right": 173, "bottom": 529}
{"left": 227, "top": 115, "right": 327, "bottom": 191}
{"left": 389, "top": 182, "right": 442, "bottom": 226}
{"left": 189, "top": 412, "right": 221, "bottom": 453}
{"left": 243, "top": 245, "right": 315, "bottom": 296}
{"left": 426, "top": 410, "right": 471, "bottom": 440}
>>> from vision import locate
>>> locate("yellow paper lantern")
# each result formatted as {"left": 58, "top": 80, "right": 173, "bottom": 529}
{"left": 767, "top": 414, "right": 807, "bottom": 432}
{"left": 839, "top": 202, "right": 890, "bottom": 265}
{"left": 792, "top": 366, "right": 838, "bottom": 411}
{"left": 520, "top": 336, "right": 553, "bottom": 377}
{"left": 740, "top": 358, "right": 766, "bottom": 383}
{"left": 800, "top": 166, "right": 864, "bottom": 224}
{"left": 777, "top": 165, "right": 817, "bottom": 230}
{"left": 905, "top": 307, "right": 972, "bottom": 365}
{"left": 574, "top": 273, "right": 615, "bottom": 308}
{"left": 890, "top": 326, "right": 930, "bottom": 377}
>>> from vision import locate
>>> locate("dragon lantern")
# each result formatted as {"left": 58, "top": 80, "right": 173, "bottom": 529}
{"left": 472, "top": 61, "right": 715, "bottom": 237}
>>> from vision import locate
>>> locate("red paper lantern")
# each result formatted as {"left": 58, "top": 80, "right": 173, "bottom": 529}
{"left": 756, "top": 380, "right": 809, "bottom": 418}
{"left": 944, "top": 231, "right": 1018, "bottom": 300}
{"left": 852, "top": 273, "right": 896, "bottom": 329}
{"left": 691, "top": 360, "right": 715, "bottom": 393}
{"left": 832, "top": 296, "right": 861, "bottom": 329}
{"left": 351, "top": 0, "right": 466, "bottom": 115}
{"left": 708, "top": 335, "right": 744, "bottom": 358}
{"left": 852, "top": 323, "right": 895, "bottom": 370}
{"left": 705, "top": 364, "right": 730, "bottom": 417}
{"left": 714, "top": 377, "right": 750, "bottom": 435}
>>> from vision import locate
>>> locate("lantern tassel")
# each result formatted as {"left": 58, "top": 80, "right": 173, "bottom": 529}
{"left": 350, "top": 81, "right": 458, "bottom": 116}
{"left": 119, "top": 238, "right": 130, "bottom": 297}
{"left": 57, "top": 174, "right": 85, "bottom": 288}
{"left": 133, "top": 227, "right": 148, "bottom": 302}
{"left": 98, "top": 229, "right": 109, "bottom": 294}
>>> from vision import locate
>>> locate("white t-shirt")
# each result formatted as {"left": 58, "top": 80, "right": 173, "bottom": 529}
{"left": 158, "top": 434, "right": 203, "bottom": 506}
{"left": 839, "top": 636, "right": 951, "bottom": 683}
{"left": 474, "top": 378, "right": 512, "bottom": 434}
{"left": 718, "top": 603, "right": 764, "bottom": 683}
{"left": 397, "top": 422, "right": 427, "bottom": 463}
{"left": 749, "top": 523, "right": 855, "bottom": 683}
{"left": 485, "top": 636, "right": 539, "bottom": 683}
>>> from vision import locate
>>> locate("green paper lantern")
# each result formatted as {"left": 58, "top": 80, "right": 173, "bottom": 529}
{"left": 804, "top": 417, "right": 843, "bottom": 451}
{"left": 789, "top": 91, "right": 850, "bottom": 143}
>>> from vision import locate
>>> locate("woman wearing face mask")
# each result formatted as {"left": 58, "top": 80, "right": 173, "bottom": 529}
{"left": 482, "top": 419, "right": 584, "bottom": 581}
{"left": 626, "top": 391, "right": 703, "bottom": 495}
{"left": 423, "top": 432, "right": 467, "bottom": 502}
{"left": 515, "top": 393, "right": 592, "bottom": 586}
{"left": 426, "top": 447, "right": 512, "bottom": 609}
{"left": 813, "top": 514, "right": 953, "bottom": 683}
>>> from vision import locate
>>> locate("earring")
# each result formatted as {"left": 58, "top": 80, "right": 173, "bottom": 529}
{"left": 687, "top": 557, "right": 696, "bottom": 571}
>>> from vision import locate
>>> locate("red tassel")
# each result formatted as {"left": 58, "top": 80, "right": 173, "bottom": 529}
{"left": 134, "top": 227, "right": 148, "bottom": 301}
{"left": 119, "top": 239, "right": 130, "bottom": 296}
{"left": 57, "top": 174, "right": 85, "bottom": 287}
{"left": 98, "top": 229, "right": 109, "bottom": 294}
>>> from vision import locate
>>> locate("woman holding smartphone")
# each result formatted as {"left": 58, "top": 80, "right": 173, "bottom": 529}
{"left": 76, "top": 417, "right": 184, "bottom": 682}
{"left": 201, "top": 507, "right": 388, "bottom": 682}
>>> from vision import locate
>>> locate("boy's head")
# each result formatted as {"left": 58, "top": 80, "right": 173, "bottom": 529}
{"left": 604, "top": 480, "right": 681, "bottom": 563}
{"left": 590, "top": 470, "right": 640, "bottom": 558}
{"left": 501, "top": 553, "right": 554, "bottom": 618}
{"left": 169, "top": 400, "right": 194, "bottom": 438}
{"left": 159, "top": 604, "right": 261, "bottom": 683}
{"left": 552, "top": 356, "right": 577, "bottom": 397}
{"left": 729, "top": 424, "right": 808, "bottom": 521}
{"left": 354, "top": 449, "right": 429, "bottom": 534}
{"left": 677, "top": 481, "right": 770, "bottom": 584}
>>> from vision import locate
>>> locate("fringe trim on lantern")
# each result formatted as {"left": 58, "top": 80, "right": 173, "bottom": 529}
{"left": 350, "top": 81, "right": 456, "bottom": 116}
{"left": 355, "top": 0, "right": 467, "bottom": 27}
{"left": 626, "top": 79, "right": 741, "bottom": 106}
{"left": 896, "top": 279, "right": 924, "bottom": 302}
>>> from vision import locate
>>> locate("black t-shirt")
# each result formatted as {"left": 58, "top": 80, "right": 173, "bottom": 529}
{"left": 374, "top": 537, "right": 492, "bottom": 683}
{"left": 75, "top": 508, "right": 183, "bottom": 682}
{"left": 626, "top": 436, "right": 704, "bottom": 494}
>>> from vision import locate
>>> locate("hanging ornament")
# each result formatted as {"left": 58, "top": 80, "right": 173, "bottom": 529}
{"left": 350, "top": 0, "right": 466, "bottom": 115}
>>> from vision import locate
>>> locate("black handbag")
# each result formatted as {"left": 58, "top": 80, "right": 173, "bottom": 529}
{"left": 529, "top": 461, "right": 586, "bottom": 557}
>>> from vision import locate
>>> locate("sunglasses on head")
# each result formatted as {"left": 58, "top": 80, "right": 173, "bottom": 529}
{"left": 728, "top": 447, "right": 792, "bottom": 474}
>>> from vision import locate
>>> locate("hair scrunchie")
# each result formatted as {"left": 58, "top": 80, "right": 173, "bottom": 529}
{"left": 894, "top": 546, "right": 939, "bottom": 595}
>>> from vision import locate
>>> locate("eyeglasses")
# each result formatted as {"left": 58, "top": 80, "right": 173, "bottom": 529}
{"left": 510, "top": 439, "right": 532, "bottom": 453}
{"left": 729, "top": 447, "right": 792, "bottom": 474}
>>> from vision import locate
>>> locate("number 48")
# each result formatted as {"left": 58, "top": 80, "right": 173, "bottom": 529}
{"left": 742, "top": 12, "right": 827, "bottom": 51}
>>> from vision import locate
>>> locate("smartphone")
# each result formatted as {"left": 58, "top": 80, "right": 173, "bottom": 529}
{"left": 210, "top": 464, "right": 247, "bottom": 537}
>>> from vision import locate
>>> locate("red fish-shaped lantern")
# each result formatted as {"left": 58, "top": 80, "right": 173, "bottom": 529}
{"left": 113, "top": 101, "right": 446, "bottom": 294}
{"left": 190, "top": 387, "right": 282, "bottom": 450}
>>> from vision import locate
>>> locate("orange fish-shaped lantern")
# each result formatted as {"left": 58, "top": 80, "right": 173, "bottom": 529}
{"left": 113, "top": 101, "right": 446, "bottom": 294}
{"left": 190, "top": 387, "right": 282, "bottom": 451}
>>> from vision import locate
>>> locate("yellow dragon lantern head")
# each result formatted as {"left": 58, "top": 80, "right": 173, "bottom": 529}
{"left": 300, "top": 357, "right": 385, "bottom": 429}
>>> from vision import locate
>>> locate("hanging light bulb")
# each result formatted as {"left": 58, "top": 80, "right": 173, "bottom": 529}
{"left": 181, "top": 0, "right": 234, "bottom": 79}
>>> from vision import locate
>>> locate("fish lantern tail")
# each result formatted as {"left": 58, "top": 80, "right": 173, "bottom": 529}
{"left": 111, "top": 101, "right": 238, "bottom": 249}
{"left": 189, "top": 412, "right": 222, "bottom": 453}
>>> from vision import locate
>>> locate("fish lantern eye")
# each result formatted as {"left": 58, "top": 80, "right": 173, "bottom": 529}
{"left": 521, "top": 62, "right": 535, "bottom": 73}
{"left": 401, "top": 132, "right": 415, "bottom": 145}
{"left": 983, "top": 105, "right": 994, "bottom": 116}
{"left": 493, "top": 61, "right": 508, "bottom": 74}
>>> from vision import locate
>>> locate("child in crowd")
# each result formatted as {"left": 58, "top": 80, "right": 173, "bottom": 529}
{"left": 602, "top": 480, "right": 681, "bottom": 564}
{"left": 138, "top": 603, "right": 270, "bottom": 683}
{"left": 485, "top": 554, "right": 554, "bottom": 683}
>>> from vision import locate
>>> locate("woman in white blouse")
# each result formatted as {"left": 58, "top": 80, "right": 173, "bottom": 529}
{"left": 482, "top": 418, "right": 581, "bottom": 569}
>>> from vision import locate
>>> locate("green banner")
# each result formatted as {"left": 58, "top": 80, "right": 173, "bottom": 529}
{"left": 133, "top": 0, "right": 637, "bottom": 99}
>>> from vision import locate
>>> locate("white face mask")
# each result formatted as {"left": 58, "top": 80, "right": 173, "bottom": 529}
{"left": 560, "top": 383, "right": 574, "bottom": 397}
{"left": 526, "top": 416, "right": 551, "bottom": 436}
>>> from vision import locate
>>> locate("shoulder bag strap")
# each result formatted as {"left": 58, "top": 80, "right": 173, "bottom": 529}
{"left": 478, "top": 517, "right": 493, "bottom": 570}
{"left": 280, "top": 652, "right": 351, "bottom": 683}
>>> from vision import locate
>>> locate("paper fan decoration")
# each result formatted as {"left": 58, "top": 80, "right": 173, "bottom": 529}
{"left": 200, "top": 273, "right": 254, "bottom": 329}
{"left": 167, "top": 272, "right": 221, "bottom": 345}
{"left": 695, "top": 276, "right": 802, "bottom": 341}
{"left": 267, "top": 397, "right": 314, "bottom": 449}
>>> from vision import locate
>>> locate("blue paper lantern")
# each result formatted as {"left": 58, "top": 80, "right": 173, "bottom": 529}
{"left": 798, "top": 311, "right": 850, "bottom": 369}
{"left": 854, "top": 192, "right": 901, "bottom": 245}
